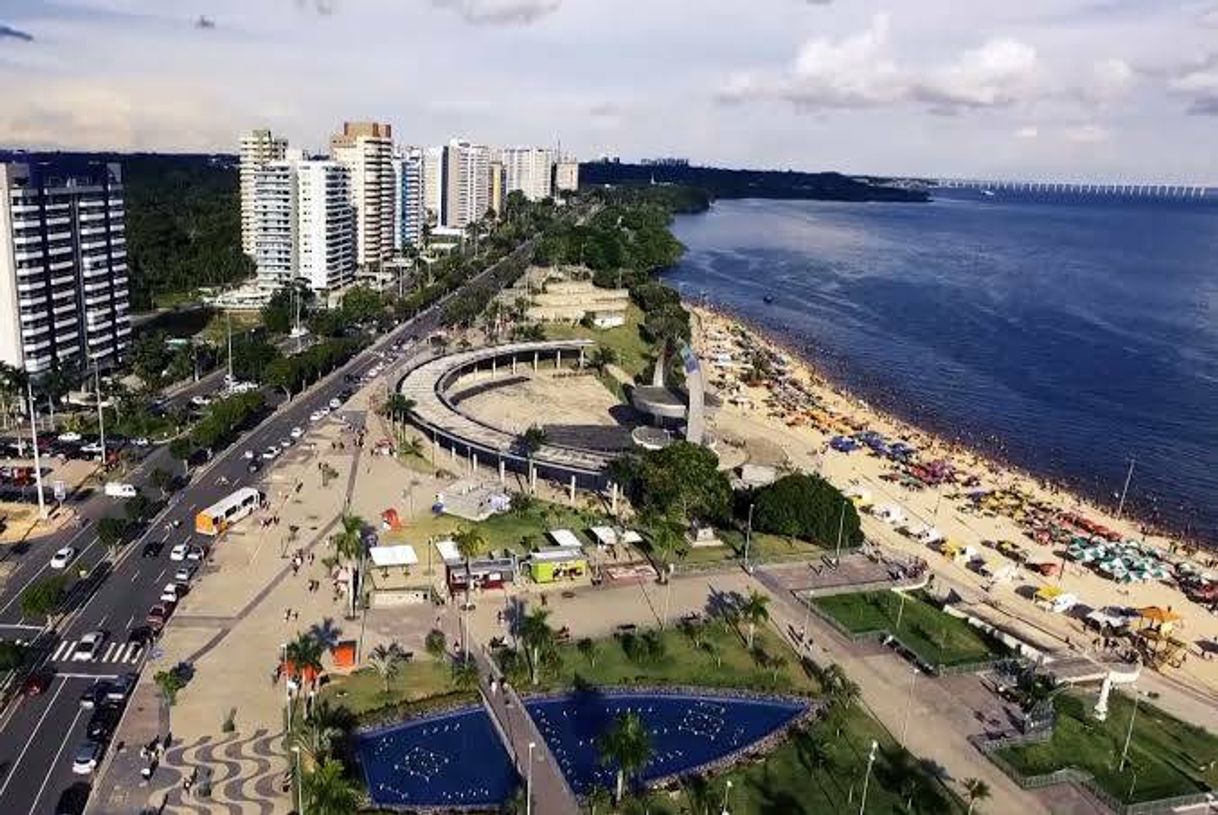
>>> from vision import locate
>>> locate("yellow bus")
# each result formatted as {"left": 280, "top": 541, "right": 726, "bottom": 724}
{"left": 195, "top": 487, "right": 263, "bottom": 536}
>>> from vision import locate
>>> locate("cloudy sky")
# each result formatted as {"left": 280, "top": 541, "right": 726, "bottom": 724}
{"left": 1, "top": 0, "right": 1216, "bottom": 181}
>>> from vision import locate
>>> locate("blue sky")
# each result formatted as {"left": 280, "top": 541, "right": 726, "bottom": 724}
{"left": 0, "top": 0, "right": 1215, "bottom": 182}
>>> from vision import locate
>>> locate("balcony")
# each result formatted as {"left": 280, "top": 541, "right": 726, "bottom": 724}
{"left": 85, "top": 293, "right": 111, "bottom": 307}
{"left": 58, "top": 330, "right": 80, "bottom": 346}
{"left": 53, "top": 300, "right": 76, "bottom": 316}
{"left": 81, "top": 240, "right": 108, "bottom": 252}
{"left": 46, "top": 244, "right": 73, "bottom": 258}
{"left": 51, "top": 274, "right": 76, "bottom": 288}
{"left": 83, "top": 279, "right": 112, "bottom": 293}
{"left": 14, "top": 249, "right": 44, "bottom": 262}
{"left": 49, "top": 258, "right": 75, "bottom": 272}
{"left": 51, "top": 286, "right": 76, "bottom": 302}
{"left": 10, "top": 203, "right": 40, "bottom": 215}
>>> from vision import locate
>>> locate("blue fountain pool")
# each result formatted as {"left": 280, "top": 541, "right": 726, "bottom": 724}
{"left": 356, "top": 707, "right": 518, "bottom": 809}
{"left": 525, "top": 691, "right": 809, "bottom": 794}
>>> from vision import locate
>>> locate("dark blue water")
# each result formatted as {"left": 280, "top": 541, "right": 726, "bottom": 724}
{"left": 356, "top": 707, "right": 518, "bottom": 808}
{"left": 526, "top": 691, "right": 808, "bottom": 794}
{"left": 666, "top": 192, "right": 1218, "bottom": 544}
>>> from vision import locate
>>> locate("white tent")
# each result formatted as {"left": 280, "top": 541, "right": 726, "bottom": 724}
{"left": 549, "top": 529, "right": 584, "bottom": 549}
{"left": 369, "top": 545, "right": 419, "bottom": 568}
{"left": 435, "top": 539, "right": 462, "bottom": 564}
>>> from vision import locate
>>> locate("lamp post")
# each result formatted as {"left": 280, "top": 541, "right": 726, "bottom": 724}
{"left": 720, "top": 779, "right": 733, "bottom": 815}
{"left": 26, "top": 381, "right": 47, "bottom": 520}
{"left": 93, "top": 358, "right": 106, "bottom": 467}
{"left": 526, "top": 741, "right": 536, "bottom": 815}
{"left": 858, "top": 739, "right": 878, "bottom": 815}
{"left": 1119, "top": 688, "right": 1141, "bottom": 772}
{"left": 834, "top": 499, "right": 847, "bottom": 562}
{"left": 743, "top": 502, "right": 755, "bottom": 571}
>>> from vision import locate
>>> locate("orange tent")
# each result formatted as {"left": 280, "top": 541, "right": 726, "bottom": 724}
{"left": 331, "top": 641, "right": 357, "bottom": 669}
{"left": 1138, "top": 606, "right": 1183, "bottom": 625}
{"left": 381, "top": 508, "right": 403, "bottom": 530}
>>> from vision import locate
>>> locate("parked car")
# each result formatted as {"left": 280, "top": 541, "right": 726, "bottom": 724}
{"left": 72, "top": 631, "right": 106, "bottom": 661}
{"left": 189, "top": 395, "right": 212, "bottom": 407}
{"left": 174, "top": 564, "right": 196, "bottom": 583}
{"left": 104, "top": 672, "right": 137, "bottom": 702}
{"left": 278, "top": 437, "right": 293, "bottom": 449}
{"left": 146, "top": 604, "right": 170, "bottom": 629}
{"left": 79, "top": 680, "right": 108, "bottom": 709}
{"left": 50, "top": 546, "right": 77, "bottom": 569}
{"left": 86, "top": 706, "right": 120, "bottom": 741}
{"left": 127, "top": 626, "right": 153, "bottom": 647}
{"left": 243, "top": 449, "right": 256, "bottom": 460}
{"left": 54, "top": 782, "right": 90, "bottom": 815}
{"left": 247, "top": 460, "right": 262, "bottom": 474}
{"left": 70, "top": 741, "right": 102, "bottom": 775}
{"left": 186, "top": 546, "right": 205, "bottom": 562}
{"left": 169, "top": 543, "right": 190, "bottom": 562}
{"left": 21, "top": 668, "right": 53, "bottom": 697}
{"left": 56, "top": 432, "right": 82, "bottom": 443}
{"left": 328, "top": 397, "right": 342, "bottom": 410}
{"left": 160, "top": 583, "right": 185, "bottom": 604}
{"left": 262, "top": 446, "right": 279, "bottom": 460}
{"left": 132, "top": 437, "right": 150, "bottom": 447}
{"left": 289, "top": 426, "right": 304, "bottom": 439}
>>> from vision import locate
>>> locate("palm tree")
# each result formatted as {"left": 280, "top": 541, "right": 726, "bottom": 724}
{"left": 964, "top": 777, "right": 991, "bottom": 814}
{"left": 738, "top": 589, "right": 770, "bottom": 650}
{"left": 518, "top": 606, "right": 555, "bottom": 685}
{"left": 452, "top": 526, "right": 487, "bottom": 657}
{"left": 576, "top": 637, "right": 598, "bottom": 668}
{"left": 382, "top": 394, "right": 415, "bottom": 433}
{"left": 699, "top": 639, "right": 722, "bottom": 668}
{"left": 284, "top": 632, "right": 324, "bottom": 681}
{"left": 598, "top": 711, "right": 653, "bottom": 803}
{"left": 585, "top": 784, "right": 613, "bottom": 815}
{"left": 399, "top": 434, "right": 425, "bottom": 459}
{"left": 302, "top": 758, "right": 361, "bottom": 815}
{"left": 332, "top": 514, "right": 366, "bottom": 618}
{"left": 293, "top": 713, "right": 341, "bottom": 767}
{"left": 452, "top": 657, "right": 479, "bottom": 692}
{"left": 367, "top": 642, "right": 406, "bottom": 695}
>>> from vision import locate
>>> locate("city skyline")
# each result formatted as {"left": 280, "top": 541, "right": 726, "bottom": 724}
{"left": 0, "top": 0, "right": 1215, "bottom": 182}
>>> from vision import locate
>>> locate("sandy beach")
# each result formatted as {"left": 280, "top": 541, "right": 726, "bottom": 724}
{"left": 687, "top": 303, "right": 1218, "bottom": 705}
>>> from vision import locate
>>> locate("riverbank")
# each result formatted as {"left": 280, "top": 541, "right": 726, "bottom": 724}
{"left": 687, "top": 302, "right": 1218, "bottom": 698}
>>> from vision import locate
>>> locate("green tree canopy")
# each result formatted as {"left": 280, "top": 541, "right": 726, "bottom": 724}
{"left": 614, "top": 442, "right": 731, "bottom": 527}
{"left": 750, "top": 473, "right": 863, "bottom": 548}
{"left": 21, "top": 575, "right": 69, "bottom": 619}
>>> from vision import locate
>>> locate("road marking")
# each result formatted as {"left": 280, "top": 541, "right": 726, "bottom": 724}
{"left": 126, "top": 614, "right": 136, "bottom": 629}
{"left": 0, "top": 534, "right": 101, "bottom": 616}
{"left": 101, "top": 642, "right": 117, "bottom": 662}
{"left": 54, "top": 672, "right": 118, "bottom": 680}
{"left": 28, "top": 703, "right": 84, "bottom": 815}
{"left": 0, "top": 623, "right": 43, "bottom": 632}
{"left": 52, "top": 641, "right": 72, "bottom": 661}
{"left": 96, "top": 613, "right": 108, "bottom": 628}
{"left": 155, "top": 568, "right": 165, "bottom": 582}
{"left": 0, "top": 676, "right": 67, "bottom": 801}
{"left": 130, "top": 569, "right": 141, "bottom": 583}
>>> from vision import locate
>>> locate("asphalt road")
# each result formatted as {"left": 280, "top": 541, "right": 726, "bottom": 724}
{"left": 0, "top": 244, "right": 526, "bottom": 814}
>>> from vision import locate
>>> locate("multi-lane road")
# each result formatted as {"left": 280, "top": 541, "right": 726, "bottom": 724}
{"left": 0, "top": 243, "right": 527, "bottom": 814}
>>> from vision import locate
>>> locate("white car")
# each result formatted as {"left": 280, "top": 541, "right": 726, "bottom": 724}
{"left": 132, "top": 437, "right": 150, "bottom": 447}
{"left": 79, "top": 442, "right": 104, "bottom": 455}
{"left": 328, "top": 397, "right": 342, "bottom": 410}
{"left": 72, "top": 631, "right": 106, "bottom": 661}
{"left": 57, "top": 431, "right": 82, "bottom": 443}
{"left": 308, "top": 410, "right": 324, "bottom": 423}
{"left": 185, "top": 546, "right": 205, "bottom": 562}
{"left": 173, "top": 565, "right": 196, "bottom": 583}
{"left": 169, "top": 543, "right": 190, "bottom": 562}
{"left": 160, "top": 583, "right": 183, "bottom": 604}
{"left": 243, "top": 449, "right": 256, "bottom": 460}
{"left": 50, "top": 546, "right": 77, "bottom": 569}
{"left": 290, "top": 426, "right": 304, "bottom": 439}
{"left": 189, "top": 395, "right": 212, "bottom": 407}
{"left": 278, "top": 437, "right": 293, "bottom": 449}
{"left": 262, "top": 446, "right": 279, "bottom": 460}
{"left": 71, "top": 741, "right": 102, "bottom": 775}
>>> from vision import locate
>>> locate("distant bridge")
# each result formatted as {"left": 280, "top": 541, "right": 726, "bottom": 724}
{"left": 934, "top": 179, "right": 1211, "bottom": 198}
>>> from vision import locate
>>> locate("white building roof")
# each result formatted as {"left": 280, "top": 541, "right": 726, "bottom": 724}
{"left": 549, "top": 529, "right": 583, "bottom": 549}
{"left": 589, "top": 526, "right": 617, "bottom": 546}
{"left": 531, "top": 548, "right": 587, "bottom": 563}
{"left": 435, "top": 539, "right": 462, "bottom": 563}
{"left": 369, "top": 545, "right": 419, "bottom": 568}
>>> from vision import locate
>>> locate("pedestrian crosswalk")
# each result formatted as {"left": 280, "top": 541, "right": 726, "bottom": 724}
{"left": 50, "top": 640, "right": 144, "bottom": 664}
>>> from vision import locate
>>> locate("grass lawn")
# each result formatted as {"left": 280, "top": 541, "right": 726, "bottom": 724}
{"left": 544, "top": 302, "right": 654, "bottom": 380}
{"left": 384, "top": 499, "right": 609, "bottom": 560}
{"left": 321, "top": 658, "right": 460, "bottom": 719}
{"left": 813, "top": 591, "right": 1004, "bottom": 668}
{"left": 540, "top": 621, "right": 820, "bottom": 695}
{"left": 198, "top": 309, "right": 263, "bottom": 345}
{"left": 999, "top": 692, "right": 1218, "bottom": 804}
{"left": 642, "top": 704, "right": 965, "bottom": 815}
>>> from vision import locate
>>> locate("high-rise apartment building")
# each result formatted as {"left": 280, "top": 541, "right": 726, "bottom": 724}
{"left": 555, "top": 158, "right": 580, "bottom": 193}
{"left": 489, "top": 161, "right": 505, "bottom": 216}
{"left": 251, "top": 161, "right": 297, "bottom": 289}
{"left": 329, "top": 121, "right": 394, "bottom": 267}
{"left": 501, "top": 147, "right": 554, "bottom": 201}
{"left": 239, "top": 129, "right": 288, "bottom": 256}
{"left": 0, "top": 161, "right": 131, "bottom": 374}
{"left": 422, "top": 146, "right": 444, "bottom": 228}
{"left": 296, "top": 161, "right": 356, "bottom": 292}
{"left": 442, "top": 139, "right": 491, "bottom": 230}
{"left": 392, "top": 148, "right": 425, "bottom": 250}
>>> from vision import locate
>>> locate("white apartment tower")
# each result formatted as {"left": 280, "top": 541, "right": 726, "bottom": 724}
{"left": 392, "top": 148, "right": 425, "bottom": 250}
{"left": 501, "top": 147, "right": 554, "bottom": 201}
{"left": 251, "top": 161, "right": 297, "bottom": 289}
{"left": 296, "top": 161, "right": 356, "bottom": 292}
{"left": 329, "top": 121, "right": 394, "bottom": 267}
{"left": 422, "top": 146, "right": 444, "bottom": 228}
{"left": 555, "top": 158, "right": 580, "bottom": 193}
{"left": 0, "top": 161, "right": 131, "bottom": 374}
{"left": 239, "top": 129, "right": 287, "bottom": 256}
{"left": 442, "top": 139, "right": 491, "bottom": 230}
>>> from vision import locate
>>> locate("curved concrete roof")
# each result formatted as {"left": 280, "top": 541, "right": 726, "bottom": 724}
{"left": 399, "top": 340, "right": 613, "bottom": 475}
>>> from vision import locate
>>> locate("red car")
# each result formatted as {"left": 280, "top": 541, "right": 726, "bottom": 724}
{"left": 146, "top": 604, "right": 170, "bottom": 630}
{"left": 21, "top": 668, "right": 54, "bottom": 697}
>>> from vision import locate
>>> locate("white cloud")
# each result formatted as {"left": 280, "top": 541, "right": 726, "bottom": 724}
{"left": 430, "top": 0, "right": 561, "bottom": 25}
{"left": 1015, "top": 125, "right": 1039, "bottom": 139}
{"left": 1064, "top": 123, "right": 1111, "bottom": 143}
{"left": 722, "top": 16, "right": 1041, "bottom": 114}
{"left": 914, "top": 38, "right": 1040, "bottom": 110}
{"left": 1088, "top": 57, "right": 1134, "bottom": 100}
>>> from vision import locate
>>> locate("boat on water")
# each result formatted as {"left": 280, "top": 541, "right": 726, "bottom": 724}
{"left": 981, "top": 189, "right": 996, "bottom": 197}
{"left": 763, "top": 295, "right": 774, "bottom": 304}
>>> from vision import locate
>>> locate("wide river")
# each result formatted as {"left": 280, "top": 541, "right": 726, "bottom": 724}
{"left": 666, "top": 192, "right": 1218, "bottom": 545}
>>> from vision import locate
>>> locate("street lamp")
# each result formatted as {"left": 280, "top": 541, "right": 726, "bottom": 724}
{"left": 858, "top": 739, "right": 878, "bottom": 815}
{"left": 526, "top": 741, "right": 536, "bottom": 815}
{"left": 1119, "top": 688, "right": 1142, "bottom": 772}
{"left": 743, "top": 502, "right": 755, "bottom": 571}
{"left": 721, "top": 779, "right": 733, "bottom": 815}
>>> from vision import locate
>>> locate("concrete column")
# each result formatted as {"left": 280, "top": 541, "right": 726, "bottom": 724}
{"left": 533, "top": 352, "right": 538, "bottom": 372}
{"left": 512, "top": 356, "right": 517, "bottom": 374}
{"left": 472, "top": 451, "right": 478, "bottom": 474}
{"left": 492, "top": 358, "right": 497, "bottom": 377}
{"left": 450, "top": 444, "right": 457, "bottom": 461}
{"left": 557, "top": 350, "right": 562, "bottom": 369}
{"left": 610, "top": 481, "right": 618, "bottom": 514}
{"left": 529, "top": 463, "right": 537, "bottom": 492}
{"left": 569, "top": 475, "right": 576, "bottom": 503}
{"left": 499, "top": 459, "right": 506, "bottom": 485}
{"left": 579, "top": 348, "right": 585, "bottom": 368}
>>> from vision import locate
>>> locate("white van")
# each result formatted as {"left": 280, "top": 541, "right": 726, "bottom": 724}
{"left": 104, "top": 482, "right": 138, "bottom": 499}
